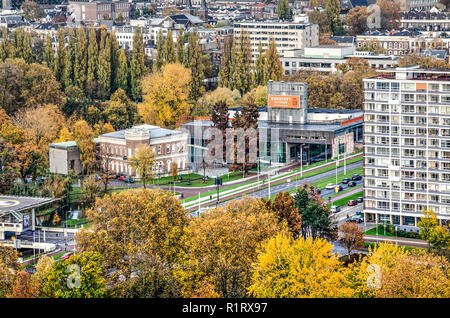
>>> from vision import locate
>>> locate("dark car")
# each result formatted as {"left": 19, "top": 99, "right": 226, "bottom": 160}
{"left": 347, "top": 199, "right": 357, "bottom": 206}
{"left": 334, "top": 185, "right": 343, "bottom": 192}
{"left": 342, "top": 178, "right": 351, "bottom": 184}
{"left": 357, "top": 197, "right": 363, "bottom": 203}
{"left": 347, "top": 181, "right": 357, "bottom": 187}
{"left": 352, "top": 174, "right": 362, "bottom": 181}
{"left": 124, "top": 177, "right": 135, "bottom": 183}
{"left": 312, "top": 188, "right": 321, "bottom": 195}
{"left": 349, "top": 216, "right": 363, "bottom": 223}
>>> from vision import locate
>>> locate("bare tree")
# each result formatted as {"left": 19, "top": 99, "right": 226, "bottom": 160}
{"left": 338, "top": 221, "right": 364, "bottom": 261}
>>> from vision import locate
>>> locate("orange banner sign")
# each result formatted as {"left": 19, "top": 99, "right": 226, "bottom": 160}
{"left": 268, "top": 95, "right": 300, "bottom": 108}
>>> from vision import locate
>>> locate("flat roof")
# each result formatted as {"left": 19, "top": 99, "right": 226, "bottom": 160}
{"left": 0, "top": 195, "right": 57, "bottom": 215}
{"left": 100, "top": 125, "right": 184, "bottom": 140}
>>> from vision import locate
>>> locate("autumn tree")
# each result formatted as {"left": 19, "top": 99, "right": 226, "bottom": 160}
{"left": 21, "top": 1, "right": 44, "bottom": 21}
{"left": 73, "top": 120, "right": 96, "bottom": 174}
{"left": 261, "top": 192, "right": 302, "bottom": 239}
{"left": 0, "top": 27, "right": 11, "bottom": 61}
{"left": 54, "top": 28, "right": 66, "bottom": 85}
{"left": 74, "top": 26, "right": 88, "bottom": 89}
{"left": 345, "top": 6, "right": 371, "bottom": 36}
{"left": 10, "top": 271, "right": 38, "bottom": 298}
{"left": 254, "top": 42, "right": 265, "bottom": 86}
{"left": 128, "top": 144, "right": 156, "bottom": 188}
{"left": 115, "top": 47, "right": 128, "bottom": 92}
{"left": 192, "top": 86, "right": 239, "bottom": 117}
{"left": 263, "top": 38, "right": 283, "bottom": 83}
{"left": 339, "top": 221, "right": 364, "bottom": 260}
{"left": 308, "top": 10, "right": 331, "bottom": 33}
{"left": 130, "top": 27, "right": 146, "bottom": 101}
{"left": 248, "top": 234, "right": 355, "bottom": 297}
{"left": 43, "top": 33, "right": 54, "bottom": 70}
{"left": 139, "top": 63, "right": 191, "bottom": 129}
{"left": 177, "top": 196, "right": 288, "bottom": 298}
{"left": 418, "top": 209, "right": 450, "bottom": 259}
{"left": 87, "top": 27, "right": 98, "bottom": 95}
{"left": 377, "top": 0, "right": 401, "bottom": 30}
{"left": 398, "top": 53, "right": 450, "bottom": 69}
{"left": 218, "top": 35, "right": 233, "bottom": 89}
{"left": 0, "top": 245, "right": 22, "bottom": 298}
{"left": 80, "top": 175, "right": 102, "bottom": 208}
{"left": 277, "top": 0, "right": 291, "bottom": 20}
{"left": 40, "top": 251, "right": 107, "bottom": 298}
{"left": 97, "top": 30, "right": 111, "bottom": 100}
{"left": 75, "top": 189, "right": 189, "bottom": 285}
{"left": 186, "top": 30, "right": 205, "bottom": 102}
{"left": 326, "top": 0, "right": 342, "bottom": 35}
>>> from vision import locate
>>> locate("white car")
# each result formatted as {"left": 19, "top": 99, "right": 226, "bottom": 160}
{"left": 325, "top": 183, "right": 335, "bottom": 190}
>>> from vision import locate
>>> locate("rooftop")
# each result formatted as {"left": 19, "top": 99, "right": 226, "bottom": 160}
{"left": 100, "top": 125, "right": 185, "bottom": 140}
{"left": 0, "top": 195, "right": 57, "bottom": 215}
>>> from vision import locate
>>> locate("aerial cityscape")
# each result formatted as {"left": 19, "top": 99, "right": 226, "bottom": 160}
{"left": 0, "top": 0, "right": 449, "bottom": 305}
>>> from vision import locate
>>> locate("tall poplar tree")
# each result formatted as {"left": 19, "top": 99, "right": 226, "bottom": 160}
{"left": 64, "top": 28, "right": 76, "bottom": 89}
{"left": 11, "top": 28, "right": 23, "bottom": 59}
{"left": 155, "top": 29, "right": 165, "bottom": 70}
{"left": 0, "top": 27, "right": 11, "bottom": 61}
{"left": 130, "top": 26, "right": 146, "bottom": 101}
{"left": 164, "top": 30, "right": 176, "bottom": 64}
{"left": 176, "top": 29, "right": 184, "bottom": 65}
{"left": 218, "top": 35, "right": 233, "bottom": 89}
{"left": 115, "top": 47, "right": 128, "bottom": 93}
{"left": 75, "top": 26, "right": 88, "bottom": 89}
{"left": 264, "top": 38, "right": 283, "bottom": 83}
{"left": 97, "top": 30, "right": 111, "bottom": 100}
{"left": 326, "top": 0, "right": 341, "bottom": 34}
{"left": 22, "top": 31, "right": 33, "bottom": 63}
{"left": 43, "top": 33, "right": 54, "bottom": 70}
{"left": 255, "top": 41, "right": 265, "bottom": 86}
{"left": 54, "top": 27, "right": 66, "bottom": 85}
{"left": 109, "top": 32, "right": 119, "bottom": 92}
{"left": 187, "top": 30, "right": 205, "bottom": 102}
{"left": 87, "top": 27, "right": 98, "bottom": 86}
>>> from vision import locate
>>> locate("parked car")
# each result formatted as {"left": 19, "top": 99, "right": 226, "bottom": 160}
{"left": 347, "top": 181, "right": 357, "bottom": 187}
{"left": 325, "top": 183, "right": 335, "bottom": 190}
{"left": 330, "top": 205, "right": 340, "bottom": 213}
{"left": 334, "top": 185, "right": 343, "bottom": 192}
{"left": 355, "top": 211, "right": 362, "bottom": 215}
{"left": 347, "top": 200, "right": 357, "bottom": 206}
{"left": 60, "top": 252, "right": 73, "bottom": 260}
{"left": 118, "top": 176, "right": 126, "bottom": 181}
{"left": 342, "top": 178, "right": 351, "bottom": 184}
{"left": 352, "top": 174, "right": 362, "bottom": 181}
{"left": 357, "top": 197, "right": 363, "bottom": 203}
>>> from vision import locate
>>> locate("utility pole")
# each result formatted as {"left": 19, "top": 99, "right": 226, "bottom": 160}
{"left": 300, "top": 145, "right": 303, "bottom": 178}
{"left": 215, "top": 177, "right": 222, "bottom": 208}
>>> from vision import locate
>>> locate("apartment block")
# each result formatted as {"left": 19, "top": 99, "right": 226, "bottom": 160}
{"left": 233, "top": 20, "right": 319, "bottom": 60}
{"left": 363, "top": 66, "right": 450, "bottom": 227}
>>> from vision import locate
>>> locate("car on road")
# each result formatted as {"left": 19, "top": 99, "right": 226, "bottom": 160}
{"left": 347, "top": 181, "right": 357, "bottom": 187}
{"left": 355, "top": 211, "right": 362, "bottom": 215}
{"left": 342, "top": 178, "right": 351, "bottom": 184}
{"left": 352, "top": 174, "right": 362, "bottom": 181}
{"left": 325, "top": 184, "right": 335, "bottom": 190}
{"left": 118, "top": 176, "right": 126, "bottom": 181}
{"left": 330, "top": 205, "right": 340, "bottom": 213}
{"left": 123, "top": 177, "right": 135, "bottom": 183}
{"left": 347, "top": 199, "right": 357, "bottom": 206}
{"left": 61, "top": 252, "right": 73, "bottom": 260}
{"left": 334, "top": 185, "right": 343, "bottom": 192}
{"left": 348, "top": 215, "right": 363, "bottom": 223}
{"left": 357, "top": 197, "right": 363, "bottom": 203}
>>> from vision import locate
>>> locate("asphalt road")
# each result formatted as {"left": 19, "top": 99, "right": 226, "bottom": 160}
{"left": 215, "top": 160, "right": 363, "bottom": 207}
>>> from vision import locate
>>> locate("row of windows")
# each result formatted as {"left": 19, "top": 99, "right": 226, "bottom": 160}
{"left": 366, "top": 189, "right": 450, "bottom": 203}
{"left": 365, "top": 199, "right": 450, "bottom": 214}
{"left": 365, "top": 136, "right": 450, "bottom": 147}
{"left": 365, "top": 103, "right": 450, "bottom": 113}
{"left": 364, "top": 92, "right": 450, "bottom": 103}
{"left": 365, "top": 147, "right": 450, "bottom": 157}
{"left": 365, "top": 114, "right": 450, "bottom": 125}
{"left": 365, "top": 81, "right": 450, "bottom": 92}
{"left": 365, "top": 124, "right": 450, "bottom": 135}
{"left": 365, "top": 157, "right": 450, "bottom": 170}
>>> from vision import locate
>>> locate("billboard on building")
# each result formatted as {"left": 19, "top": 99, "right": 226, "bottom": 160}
{"left": 22, "top": 214, "right": 30, "bottom": 232}
{"left": 268, "top": 95, "right": 300, "bottom": 108}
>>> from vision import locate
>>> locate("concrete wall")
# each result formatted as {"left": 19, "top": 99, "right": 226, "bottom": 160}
{"left": 49, "top": 147, "right": 82, "bottom": 175}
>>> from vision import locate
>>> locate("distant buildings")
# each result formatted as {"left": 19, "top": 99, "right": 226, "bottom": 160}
{"left": 233, "top": 20, "right": 319, "bottom": 59}
{"left": 68, "top": 0, "right": 132, "bottom": 24}
{"left": 400, "top": 9, "right": 450, "bottom": 31}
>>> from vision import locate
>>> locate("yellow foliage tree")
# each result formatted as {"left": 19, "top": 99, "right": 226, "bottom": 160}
{"left": 138, "top": 63, "right": 191, "bottom": 129}
{"left": 248, "top": 234, "right": 356, "bottom": 298}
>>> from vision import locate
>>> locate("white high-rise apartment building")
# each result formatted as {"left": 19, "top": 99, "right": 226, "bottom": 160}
{"left": 363, "top": 66, "right": 450, "bottom": 227}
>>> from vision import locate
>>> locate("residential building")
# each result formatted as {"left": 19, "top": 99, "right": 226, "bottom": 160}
{"left": 363, "top": 66, "right": 450, "bottom": 226}
{"left": 400, "top": 10, "right": 450, "bottom": 31}
{"left": 68, "top": 0, "right": 131, "bottom": 24}
{"left": 396, "top": 0, "right": 440, "bottom": 11}
{"left": 233, "top": 20, "right": 319, "bottom": 60}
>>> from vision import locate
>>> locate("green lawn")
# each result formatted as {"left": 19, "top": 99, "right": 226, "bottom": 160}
{"left": 312, "top": 166, "right": 363, "bottom": 190}
{"left": 363, "top": 242, "right": 424, "bottom": 252}
{"left": 327, "top": 190, "right": 364, "bottom": 208}
{"left": 292, "top": 152, "right": 362, "bottom": 173}
{"left": 364, "top": 225, "right": 396, "bottom": 237}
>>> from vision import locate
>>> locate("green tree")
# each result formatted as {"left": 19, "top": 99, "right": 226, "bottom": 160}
{"left": 115, "top": 47, "right": 128, "bottom": 92}
{"left": 130, "top": 27, "right": 146, "bottom": 101}
{"left": 255, "top": 41, "right": 265, "bottom": 86}
{"left": 218, "top": 35, "right": 233, "bottom": 89}
{"left": 74, "top": 26, "right": 88, "bottom": 89}
{"left": 64, "top": 28, "right": 76, "bottom": 89}
{"left": 22, "top": 32, "right": 33, "bottom": 64}
{"left": 187, "top": 30, "right": 205, "bottom": 101}
{"left": 21, "top": 1, "right": 44, "bottom": 21}
{"left": 165, "top": 30, "right": 176, "bottom": 64}
{"left": 103, "top": 88, "right": 136, "bottom": 130}
{"left": 156, "top": 29, "right": 165, "bottom": 70}
{"left": 277, "top": 0, "right": 291, "bottom": 20}
{"left": 326, "top": 0, "right": 342, "bottom": 34}
{"left": 87, "top": 28, "right": 98, "bottom": 89}
{"left": 43, "top": 33, "right": 54, "bottom": 70}
{"left": 0, "top": 27, "right": 11, "bottom": 61}
{"left": 40, "top": 252, "right": 107, "bottom": 298}
{"left": 54, "top": 28, "right": 66, "bottom": 85}
{"left": 176, "top": 29, "right": 185, "bottom": 64}
{"left": 97, "top": 31, "right": 111, "bottom": 100}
